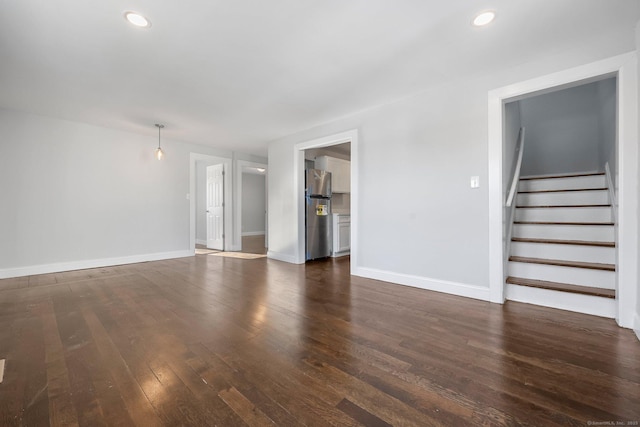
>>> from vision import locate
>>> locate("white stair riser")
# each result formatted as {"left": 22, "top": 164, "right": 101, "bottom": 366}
{"left": 505, "top": 285, "right": 615, "bottom": 318}
{"left": 510, "top": 242, "right": 615, "bottom": 264}
{"left": 517, "top": 190, "right": 609, "bottom": 207}
{"left": 513, "top": 224, "right": 614, "bottom": 242}
{"left": 519, "top": 175, "right": 606, "bottom": 192}
{"left": 508, "top": 262, "right": 615, "bottom": 289}
{"left": 515, "top": 207, "right": 612, "bottom": 222}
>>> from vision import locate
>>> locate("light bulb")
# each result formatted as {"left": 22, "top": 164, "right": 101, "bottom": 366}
{"left": 473, "top": 11, "right": 495, "bottom": 27}
{"left": 156, "top": 147, "right": 164, "bottom": 160}
{"left": 124, "top": 12, "right": 151, "bottom": 28}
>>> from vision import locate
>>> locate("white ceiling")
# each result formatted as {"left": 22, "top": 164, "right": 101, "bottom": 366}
{"left": 1, "top": 1, "right": 638, "bottom": 156}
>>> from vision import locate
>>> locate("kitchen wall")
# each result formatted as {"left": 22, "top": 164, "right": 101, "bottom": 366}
{"left": 332, "top": 193, "right": 350, "bottom": 214}
{"left": 267, "top": 29, "right": 636, "bottom": 297}
{"left": 0, "top": 108, "right": 264, "bottom": 276}
{"left": 242, "top": 173, "right": 266, "bottom": 235}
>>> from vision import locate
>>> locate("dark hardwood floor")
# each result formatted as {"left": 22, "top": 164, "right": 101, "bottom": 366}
{"left": 0, "top": 255, "right": 638, "bottom": 426}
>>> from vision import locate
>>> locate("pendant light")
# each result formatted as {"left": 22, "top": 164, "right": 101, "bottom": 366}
{"left": 155, "top": 124, "right": 165, "bottom": 160}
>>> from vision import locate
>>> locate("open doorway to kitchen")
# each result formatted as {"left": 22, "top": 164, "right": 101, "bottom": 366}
{"left": 294, "top": 130, "right": 358, "bottom": 273}
{"left": 304, "top": 143, "right": 351, "bottom": 260}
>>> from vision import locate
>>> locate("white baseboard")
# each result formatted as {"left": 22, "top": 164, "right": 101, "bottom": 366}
{"left": 196, "top": 238, "right": 207, "bottom": 245}
{"left": 331, "top": 251, "right": 350, "bottom": 258}
{"left": 352, "top": 266, "right": 491, "bottom": 302}
{"left": 0, "top": 250, "right": 193, "bottom": 279}
{"left": 242, "top": 231, "right": 266, "bottom": 237}
{"left": 267, "top": 250, "right": 303, "bottom": 264}
{"left": 634, "top": 314, "right": 640, "bottom": 342}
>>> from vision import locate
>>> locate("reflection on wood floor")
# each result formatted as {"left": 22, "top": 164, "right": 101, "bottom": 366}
{"left": 195, "top": 235, "right": 266, "bottom": 255}
{"left": 0, "top": 254, "right": 638, "bottom": 425}
{"left": 239, "top": 234, "right": 267, "bottom": 255}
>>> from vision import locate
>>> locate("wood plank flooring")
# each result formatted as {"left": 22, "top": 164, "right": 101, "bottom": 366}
{"left": 0, "top": 255, "right": 639, "bottom": 426}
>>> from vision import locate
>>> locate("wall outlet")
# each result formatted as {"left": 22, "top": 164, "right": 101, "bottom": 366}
{"left": 470, "top": 176, "right": 480, "bottom": 189}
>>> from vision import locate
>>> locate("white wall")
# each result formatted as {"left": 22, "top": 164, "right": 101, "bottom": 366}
{"left": 596, "top": 78, "right": 617, "bottom": 186}
{"left": 195, "top": 161, "right": 207, "bottom": 244}
{"left": 503, "top": 101, "right": 523, "bottom": 252}
{"left": 503, "top": 101, "right": 523, "bottom": 193}
{"left": 241, "top": 173, "right": 266, "bottom": 235}
{"left": 636, "top": 21, "right": 640, "bottom": 336}
{"left": 519, "top": 82, "right": 608, "bottom": 176}
{"left": 0, "top": 108, "right": 264, "bottom": 276}
{"left": 268, "top": 29, "right": 636, "bottom": 298}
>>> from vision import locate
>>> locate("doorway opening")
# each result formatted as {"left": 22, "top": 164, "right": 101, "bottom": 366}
{"left": 303, "top": 143, "right": 351, "bottom": 261}
{"left": 234, "top": 161, "right": 268, "bottom": 254}
{"left": 189, "top": 153, "right": 233, "bottom": 253}
{"left": 487, "top": 52, "right": 638, "bottom": 328}
{"left": 293, "top": 130, "right": 358, "bottom": 273}
{"left": 502, "top": 77, "right": 618, "bottom": 318}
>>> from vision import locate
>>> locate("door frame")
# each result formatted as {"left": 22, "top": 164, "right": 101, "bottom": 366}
{"left": 234, "top": 160, "right": 268, "bottom": 252}
{"left": 293, "top": 129, "right": 358, "bottom": 273}
{"left": 189, "top": 153, "right": 233, "bottom": 252}
{"left": 487, "top": 52, "right": 638, "bottom": 328}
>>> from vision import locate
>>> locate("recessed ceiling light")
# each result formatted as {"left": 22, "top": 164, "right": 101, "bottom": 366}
{"left": 473, "top": 11, "right": 495, "bottom": 27}
{"left": 124, "top": 11, "right": 151, "bottom": 28}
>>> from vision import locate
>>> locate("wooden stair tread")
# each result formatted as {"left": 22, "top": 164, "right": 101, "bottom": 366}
{"left": 509, "top": 256, "right": 615, "bottom": 271}
{"left": 518, "top": 188, "right": 607, "bottom": 194}
{"left": 506, "top": 277, "right": 615, "bottom": 298}
{"left": 514, "top": 221, "right": 614, "bottom": 226}
{"left": 511, "top": 237, "right": 615, "bottom": 248}
{"left": 516, "top": 204, "right": 611, "bottom": 208}
{"left": 519, "top": 172, "right": 605, "bottom": 181}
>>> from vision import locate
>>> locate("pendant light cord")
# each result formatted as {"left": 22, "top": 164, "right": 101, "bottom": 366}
{"left": 155, "top": 123, "right": 164, "bottom": 149}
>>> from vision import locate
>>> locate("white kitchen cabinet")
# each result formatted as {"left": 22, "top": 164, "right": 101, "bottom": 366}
{"left": 315, "top": 156, "right": 350, "bottom": 193}
{"left": 332, "top": 214, "right": 350, "bottom": 257}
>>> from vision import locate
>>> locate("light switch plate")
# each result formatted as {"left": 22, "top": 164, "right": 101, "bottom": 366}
{"left": 470, "top": 176, "right": 480, "bottom": 189}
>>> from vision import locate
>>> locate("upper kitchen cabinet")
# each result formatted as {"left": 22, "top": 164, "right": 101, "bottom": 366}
{"left": 315, "top": 156, "right": 350, "bottom": 193}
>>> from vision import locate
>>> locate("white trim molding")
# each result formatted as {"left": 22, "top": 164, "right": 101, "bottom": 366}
{"left": 266, "top": 250, "right": 299, "bottom": 264}
{"left": 634, "top": 314, "right": 640, "bottom": 342}
{"left": 0, "top": 250, "right": 193, "bottom": 280}
{"left": 242, "top": 231, "right": 265, "bottom": 237}
{"left": 488, "top": 51, "right": 638, "bottom": 327}
{"left": 353, "top": 267, "right": 491, "bottom": 302}
{"left": 291, "top": 129, "right": 359, "bottom": 274}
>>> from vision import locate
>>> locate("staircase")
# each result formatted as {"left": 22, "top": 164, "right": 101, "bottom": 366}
{"left": 505, "top": 171, "right": 616, "bottom": 318}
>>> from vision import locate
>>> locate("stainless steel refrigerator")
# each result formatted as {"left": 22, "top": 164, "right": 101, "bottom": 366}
{"left": 305, "top": 169, "right": 332, "bottom": 260}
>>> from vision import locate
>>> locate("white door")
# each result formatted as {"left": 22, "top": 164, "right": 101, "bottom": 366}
{"left": 206, "top": 164, "right": 224, "bottom": 250}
